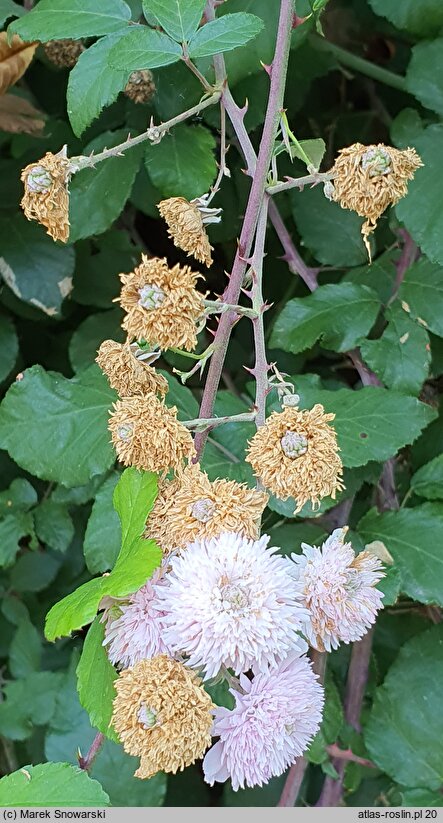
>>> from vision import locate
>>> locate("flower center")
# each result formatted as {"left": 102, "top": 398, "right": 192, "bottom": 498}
{"left": 361, "top": 147, "right": 392, "bottom": 178}
{"left": 220, "top": 583, "right": 249, "bottom": 612}
{"left": 117, "top": 423, "right": 134, "bottom": 441}
{"left": 280, "top": 431, "right": 308, "bottom": 459}
{"left": 26, "top": 165, "right": 53, "bottom": 193}
{"left": 129, "top": 70, "right": 145, "bottom": 85}
{"left": 138, "top": 703, "right": 157, "bottom": 730}
{"left": 191, "top": 498, "right": 216, "bottom": 523}
{"left": 138, "top": 284, "right": 165, "bottom": 311}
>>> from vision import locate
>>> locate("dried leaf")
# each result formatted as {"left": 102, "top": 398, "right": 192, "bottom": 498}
{"left": 0, "top": 94, "right": 45, "bottom": 134}
{"left": 0, "top": 33, "right": 37, "bottom": 94}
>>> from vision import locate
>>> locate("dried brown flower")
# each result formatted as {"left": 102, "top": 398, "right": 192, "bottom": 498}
{"left": 108, "top": 393, "right": 195, "bottom": 474}
{"left": 119, "top": 255, "right": 204, "bottom": 351}
{"left": 112, "top": 656, "right": 214, "bottom": 779}
{"left": 21, "top": 147, "right": 71, "bottom": 242}
{"left": 145, "top": 462, "right": 268, "bottom": 554}
{"left": 245, "top": 404, "right": 344, "bottom": 514}
{"left": 96, "top": 339, "right": 168, "bottom": 397}
{"left": 124, "top": 70, "right": 156, "bottom": 104}
{"left": 158, "top": 197, "right": 213, "bottom": 267}
{"left": 328, "top": 143, "right": 422, "bottom": 258}
{"left": 44, "top": 39, "right": 85, "bottom": 68}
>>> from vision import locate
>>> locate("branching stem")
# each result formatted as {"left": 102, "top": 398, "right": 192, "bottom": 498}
{"left": 70, "top": 92, "right": 221, "bottom": 172}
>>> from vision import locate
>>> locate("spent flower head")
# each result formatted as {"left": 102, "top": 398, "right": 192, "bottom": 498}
{"left": 145, "top": 462, "right": 268, "bottom": 554}
{"left": 21, "top": 147, "right": 72, "bottom": 242}
{"left": 108, "top": 393, "right": 195, "bottom": 474}
{"left": 157, "top": 197, "right": 215, "bottom": 267}
{"left": 96, "top": 340, "right": 168, "bottom": 397}
{"left": 119, "top": 255, "right": 205, "bottom": 351}
{"left": 246, "top": 403, "right": 344, "bottom": 514}
{"left": 112, "top": 656, "right": 214, "bottom": 779}
{"left": 328, "top": 142, "right": 422, "bottom": 258}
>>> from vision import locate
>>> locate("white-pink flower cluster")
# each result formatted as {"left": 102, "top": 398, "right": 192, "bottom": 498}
{"left": 288, "top": 527, "right": 385, "bottom": 652}
{"left": 103, "top": 527, "right": 384, "bottom": 790}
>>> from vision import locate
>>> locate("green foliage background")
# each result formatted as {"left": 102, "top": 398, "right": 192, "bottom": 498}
{"left": 0, "top": 0, "right": 443, "bottom": 808}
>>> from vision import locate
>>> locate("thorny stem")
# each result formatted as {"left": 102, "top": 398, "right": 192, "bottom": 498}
{"left": 204, "top": 299, "right": 258, "bottom": 319}
{"left": 250, "top": 198, "right": 271, "bottom": 431}
{"left": 195, "top": 0, "right": 296, "bottom": 459}
{"left": 326, "top": 743, "right": 375, "bottom": 769}
{"left": 206, "top": 100, "right": 229, "bottom": 205}
{"left": 182, "top": 411, "right": 257, "bottom": 433}
{"left": 311, "top": 35, "right": 409, "bottom": 93}
{"left": 69, "top": 92, "right": 221, "bottom": 172}
{"left": 78, "top": 732, "right": 105, "bottom": 772}
{"left": 267, "top": 170, "right": 333, "bottom": 196}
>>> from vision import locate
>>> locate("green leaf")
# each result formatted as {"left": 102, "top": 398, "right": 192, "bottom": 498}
{"left": 144, "top": 123, "right": 216, "bottom": 200}
{"left": 396, "top": 125, "right": 443, "bottom": 266}
{"left": 73, "top": 231, "right": 140, "bottom": 309}
{"left": 368, "top": 0, "right": 443, "bottom": 38}
{"left": 406, "top": 39, "right": 443, "bottom": 116}
{"left": 11, "top": 551, "right": 61, "bottom": 592}
{"left": 45, "top": 471, "right": 160, "bottom": 640}
{"left": 9, "top": 0, "right": 131, "bottom": 41}
{"left": 270, "top": 283, "right": 379, "bottom": 355}
{"left": 0, "top": 671, "right": 63, "bottom": 740}
{"left": 0, "top": 511, "right": 34, "bottom": 568}
{"left": 69, "top": 308, "right": 125, "bottom": 372}
{"left": 9, "top": 618, "right": 41, "bottom": 678}
{"left": 187, "top": 13, "right": 264, "bottom": 58}
{"left": 365, "top": 625, "right": 443, "bottom": 790}
{"left": 0, "top": 215, "right": 75, "bottom": 318}
{"left": 69, "top": 131, "right": 143, "bottom": 243}
{"left": 45, "top": 535, "right": 160, "bottom": 641}
{"left": 91, "top": 743, "right": 167, "bottom": 807}
{"left": 291, "top": 138, "right": 326, "bottom": 171}
{"left": 401, "top": 788, "right": 443, "bottom": 807}
{"left": 107, "top": 27, "right": 182, "bottom": 72}
{"left": 0, "top": 478, "right": 37, "bottom": 515}
{"left": 397, "top": 258, "right": 443, "bottom": 337}
{"left": 84, "top": 472, "right": 121, "bottom": 573}
{"left": 377, "top": 564, "right": 402, "bottom": 607}
{"left": 342, "top": 249, "right": 398, "bottom": 304}
{"left": 113, "top": 468, "right": 158, "bottom": 556}
{"left": 411, "top": 454, "right": 443, "bottom": 500}
{"left": 0, "top": 314, "right": 18, "bottom": 383}
{"left": 290, "top": 385, "right": 436, "bottom": 468}
{"left": 143, "top": 0, "right": 206, "bottom": 42}
{"left": 0, "top": 763, "right": 109, "bottom": 807}
{"left": 67, "top": 33, "right": 130, "bottom": 137}
{"left": 391, "top": 108, "right": 425, "bottom": 150}
{"left": 358, "top": 503, "right": 443, "bottom": 605}
{"left": 77, "top": 617, "right": 118, "bottom": 742}
{"left": 290, "top": 184, "right": 371, "bottom": 266}
{"left": 360, "top": 303, "right": 431, "bottom": 395}
{"left": 34, "top": 499, "right": 74, "bottom": 553}
{"left": 0, "top": 0, "right": 24, "bottom": 27}
{"left": 0, "top": 364, "right": 116, "bottom": 487}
